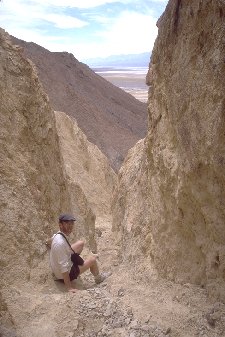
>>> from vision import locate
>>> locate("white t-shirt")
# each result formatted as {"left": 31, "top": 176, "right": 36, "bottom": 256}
{"left": 50, "top": 232, "right": 73, "bottom": 279}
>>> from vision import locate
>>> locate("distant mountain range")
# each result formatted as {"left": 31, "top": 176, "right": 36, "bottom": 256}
{"left": 84, "top": 52, "right": 151, "bottom": 68}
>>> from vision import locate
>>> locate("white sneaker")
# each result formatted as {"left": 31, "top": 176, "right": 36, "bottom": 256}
{"left": 95, "top": 272, "right": 112, "bottom": 284}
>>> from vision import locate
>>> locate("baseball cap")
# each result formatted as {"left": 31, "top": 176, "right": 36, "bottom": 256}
{"left": 59, "top": 213, "right": 76, "bottom": 222}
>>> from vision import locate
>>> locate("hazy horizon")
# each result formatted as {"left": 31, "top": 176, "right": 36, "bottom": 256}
{"left": 1, "top": 0, "right": 168, "bottom": 61}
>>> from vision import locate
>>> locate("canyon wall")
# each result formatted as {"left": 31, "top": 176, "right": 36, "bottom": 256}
{"left": 112, "top": 0, "right": 225, "bottom": 300}
{"left": 55, "top": 111, "right": 117, "bottom": 222}
{"left": 0, "top": 29, "right": 100, "bottom": 333}
{"left": 0, "top": 28, "right": 118, "bottom": 335}
{"left": 0, "top": 28, "right": 70, "bottom": 287}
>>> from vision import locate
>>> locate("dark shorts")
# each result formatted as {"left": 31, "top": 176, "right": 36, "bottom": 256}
{"left": 57, "top": 264, "right": 80, "bottom": 283}
{"left": 69, "top": 263, "right": 80, "bottom": 281}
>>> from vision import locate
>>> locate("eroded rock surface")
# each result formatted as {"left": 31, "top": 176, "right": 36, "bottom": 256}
{"left": 0, "top": 28, "right": 98, "bottom": 332}
{"left": 112, "top": 0, "right": 225, "bottom": 300}
{"left": 111, "top": 139, "right": 151, "bottom": 269}
{"left": 1, "top": 0, "right": 225, "bottom": 335}
{"left": 2, "top": 216, "right": 225, "bottom": 337}
{"left": 0, "top": 28, "right": 70, "bottom": 287}
{"left": 55, "top": 111, "right": 117, "bottom": 221}
{"left": 11, "top": 36, "right": 147, "bottom": 171}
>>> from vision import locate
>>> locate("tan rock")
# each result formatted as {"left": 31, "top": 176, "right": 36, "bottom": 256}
{"left": 112, "top": 0, "right": 225, "bottom": 300}
{"left": 2, "top": 285, "right": 83, "bottom": 337}
{"left": 0, "top": 28, "right": 69, "bottom": 286}
{"left": 0, "top": 28, "right": 98, "bottom": 331}
{"left": 55, "top": 111, "right": 117, "bottom": 248}
{"left": 111, "top": 139, "right": 151, "bottom": 269}
{"left": 11, "top": 36, "right": 147, "bottom": 172}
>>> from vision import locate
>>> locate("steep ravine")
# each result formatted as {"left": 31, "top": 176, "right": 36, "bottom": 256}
{"left": 1, "top": 0, "right": 225, "bottom": 336}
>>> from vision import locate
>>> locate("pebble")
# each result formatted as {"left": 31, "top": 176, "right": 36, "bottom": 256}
{"left": 74, "top": 287, "right": 173, "bottom": 337}
{"left": 118, "top": 287, "right": 125, "bottom": 297}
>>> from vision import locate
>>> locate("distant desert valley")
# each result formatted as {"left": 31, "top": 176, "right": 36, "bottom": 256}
{"left": 1, "top": 1, "right": 225, "bottom": 337}
{"left": 85, "top": 51, "right": 150, "bottom": 103}
{"left": 92, "top": 66, "right": 149, "bottom": 103}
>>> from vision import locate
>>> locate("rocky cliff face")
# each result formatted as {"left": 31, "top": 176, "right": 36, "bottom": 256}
{"left": 111, "top": 139, "right": 150, "bottom": 265}
{"left": 112, "top": 0, "right": 225, "bottom": 300}
{"left": 0, "top": 28, "right": 104, "bottom": 332}
{"left": 0, "top": 28, "right": 70, "bottom": 286}
{"left": 55, "top": 110, "right": 117, "bottom": 224}
{"left": 11, "top": 36, "right": 147, "bottom": 172}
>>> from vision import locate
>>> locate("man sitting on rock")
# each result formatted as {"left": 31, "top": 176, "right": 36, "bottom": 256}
{"left": 46, "top": 213, "right": 110, "bottom": 293}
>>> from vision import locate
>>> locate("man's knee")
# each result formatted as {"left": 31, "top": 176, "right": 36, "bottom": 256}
{"left": 88, "top": 256, "right": 97, "bottom": 265}
{"left": 71, "top": 240, "right": 84, "bottom": 254}
{"left": 77, "top": 240, "right": 84, "bottom": 250}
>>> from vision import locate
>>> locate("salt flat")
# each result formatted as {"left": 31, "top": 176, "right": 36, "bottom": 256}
{"left": 93, "top": 67, "right": 149, "bottom": 103}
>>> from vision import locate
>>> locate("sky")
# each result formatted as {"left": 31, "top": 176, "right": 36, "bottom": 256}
{"left": 0, "top": 0, "right": 168, "bottom": 62}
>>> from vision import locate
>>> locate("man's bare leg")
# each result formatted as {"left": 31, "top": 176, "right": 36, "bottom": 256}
{"left": 71, "top": 240, "right": 84, "bottom": 254}
{"left": 78, "top": 256, "right": 111, "bottom": 284}
{"left": 46, "top": 238, "right": 84, "bottom": 252}
{"left": 78, "top": 256, "right": 99, "bottom": 276}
